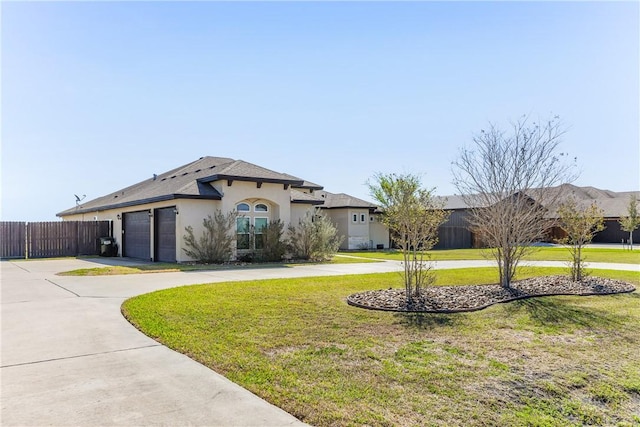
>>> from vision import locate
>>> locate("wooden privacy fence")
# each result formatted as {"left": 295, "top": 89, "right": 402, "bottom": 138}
{"left": 0, "top": 221, "right": 112, "bottom": 259}
{"left": 1, "top": 222, "right": 26, "bottom": 259}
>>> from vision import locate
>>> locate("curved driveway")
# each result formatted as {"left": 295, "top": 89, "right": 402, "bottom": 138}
{"left": 1, "top": 257, "right": 638, "bottom": 426}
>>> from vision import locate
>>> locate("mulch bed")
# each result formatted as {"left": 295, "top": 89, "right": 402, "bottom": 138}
{"left": 346, "top": 276, "right": 636, "bottom": 313}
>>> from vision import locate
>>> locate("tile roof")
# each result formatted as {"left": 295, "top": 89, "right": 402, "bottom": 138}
{"left": 57, "top": 156, "right": 310, "bottom": 216}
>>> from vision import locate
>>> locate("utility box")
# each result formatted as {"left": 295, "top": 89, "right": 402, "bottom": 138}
{"left": 99, "top": 237, "right": 117, "bottom": 257}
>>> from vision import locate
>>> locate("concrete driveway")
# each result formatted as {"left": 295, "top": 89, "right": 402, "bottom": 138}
{"left": 1, "top": 259, "right": 314, "bottom": 427}
{"left": 1, "top": 257, "right": 637, "bottom": 426}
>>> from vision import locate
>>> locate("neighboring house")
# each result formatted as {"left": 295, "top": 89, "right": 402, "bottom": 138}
{"left": 545, "top": 184, "right": 640, "bottom": 244}
{"left": 57, "top": 156, "right": 388, "bottom": 262}
{"left": 432, "top": 195, "right": 476, "bottom": 249}
{"left": 316, "top": 191, "right": 389, "bottom": 250}
{"left": 433, "top": 184, "right": 640, "bottom": 249}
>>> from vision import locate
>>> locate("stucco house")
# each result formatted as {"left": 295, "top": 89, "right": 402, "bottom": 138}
{"left": 57, "top": 156, "right": 389, "bottom": 262}
{"left": 316, "top": 191, "right": 389, "bottom": 250}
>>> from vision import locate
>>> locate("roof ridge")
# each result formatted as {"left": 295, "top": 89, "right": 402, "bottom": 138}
{"left": 214, "top": 159, "right": 244, "bottom": 175}
{"left": 162, "top": 156, "right": 236, "bottom": 178}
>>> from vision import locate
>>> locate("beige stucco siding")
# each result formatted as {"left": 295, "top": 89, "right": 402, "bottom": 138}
{"left": 290, "top": 204, "right": 316, "bottom": 227}
{"left": 324, "top": 209, "right": 350, "bottom": 250}
{"left": 346, "top": 209, "right": 370, "bottom": 249}
{"left": 174, "top": 199, "right": 223, "bottom": 262}
{"left": 369, "top": 216, "right": 390, "bottom": 249}
{"left": 211, "top": 181, "right": 291, "bottom": 225}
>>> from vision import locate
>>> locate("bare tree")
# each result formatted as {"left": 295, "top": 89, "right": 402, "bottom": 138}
{"left": 369, "top": 173, "right": 449, "bottom": 304}
{"left": 619, "top": 194, "right": 640, "bottom": 250}
{"left": 556, "top": 198, "right": 605, "bottom": 281}
{"left": 452, "top": 115, "right": 576, "bottom": 288}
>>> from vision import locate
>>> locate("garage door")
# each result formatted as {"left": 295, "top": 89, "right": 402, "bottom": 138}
{"left": 123, "top": 211, "right": 151, "bottom": 260}
{"left": 155, "top": 207, "right": 176, "bottom": 263}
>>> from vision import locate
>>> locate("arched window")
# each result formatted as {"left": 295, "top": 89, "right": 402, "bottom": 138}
{"left": 255, "top": 203, "right": 268, "bottom": 212}
{"left": 237, "top": 203, "right": 250, "bottom": 212}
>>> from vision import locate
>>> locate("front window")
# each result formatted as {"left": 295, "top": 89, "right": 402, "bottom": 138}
{"left": 236, "top": 217, "right": 250, "bottom": 250}
{"left": 254, "top": 217, "right": 268, "bottom": 250}
{"left": 237, "top": 203, "right": 250, "bottom": 212}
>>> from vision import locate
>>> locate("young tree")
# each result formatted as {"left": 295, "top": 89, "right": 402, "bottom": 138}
{"left": 287, "top": 209, "right": 343, "bottom": 261}
{"left": 556, "top": 198, "right": 605, "bottom": 281}
{"left": 369, "top": 173, "right": 449, "bottom": 304}
{"left": 183, "top": 210, "right": 237, "bottom": 263}
{"left": 452, "top": 115, "right": 576, "bottom": 288}
{"left": 619, "top": 194, "right": 640, "bottom": 249}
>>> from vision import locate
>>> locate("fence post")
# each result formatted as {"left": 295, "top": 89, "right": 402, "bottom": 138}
{"left": 25, "top": 222, "right": 29, "bottom": 259}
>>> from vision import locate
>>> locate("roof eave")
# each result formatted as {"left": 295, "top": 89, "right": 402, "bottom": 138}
{"left": 57, "top": 193, "right": 222, "bottom": 217}
{"left": 294, "top": 184, "right": 324, "bottom": 191}
{"left": 320, "top": 205, "right": 377, "bottom": 209}
{"left": 292, "top": 200, "right": 325, "bottom": 205}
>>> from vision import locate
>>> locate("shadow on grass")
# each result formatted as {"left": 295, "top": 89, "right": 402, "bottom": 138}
{"left": 506, "top": 297, "right": 626, "bottom": 330}
{"left": 393, "top": 312, "right": 458, "bottom": 329}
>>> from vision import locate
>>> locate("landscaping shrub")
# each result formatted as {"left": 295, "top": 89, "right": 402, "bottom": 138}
{"left": 287, "top": 209, "right": 343, "bottom": 261}
{"left": 255, "top": 219, "right": 286, "bottom": 262}
{"left": 183, "top": 210, "right": 236, "bottom": 263}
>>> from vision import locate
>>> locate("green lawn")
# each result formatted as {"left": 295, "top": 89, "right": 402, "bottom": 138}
{"left": 122, "top": 268, "right": 640, "bottom": 426}
{"left": 56, "top": 247, "right": 638, "bottom": 276}
{"left": 57, "top": 255, "right": 375, "bottom": 276}
{"left": 347, "top": 247, "right": 640, "bottom": 264}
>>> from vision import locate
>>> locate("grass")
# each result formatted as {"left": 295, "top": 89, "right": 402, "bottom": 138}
{"left": 122, "top": 267, "right": 640, "bottom": 426}
{"left": 348, "top": 247, "right": 640, "bottom": 264}
{"left": 57, "top": 255, "right": 375, "bottom": 276}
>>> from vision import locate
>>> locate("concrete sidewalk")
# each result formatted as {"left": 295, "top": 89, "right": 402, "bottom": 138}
{"left": 1, "top": 257, "right": 638, "bottom": 426}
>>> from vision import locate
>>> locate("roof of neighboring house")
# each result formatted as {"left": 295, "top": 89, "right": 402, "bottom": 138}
{"left": 435, "top": 195, "right": 472, "bottom": 210}
{"left": 316, "top": 190, "right": 378, "bottom": 210}
{"left": 438, "top": 184, "right": 639, "bottom": 218}
{"left": 548, "top": 185, "right": 639, "bottom": 219}
{"left": 57, "top": 156, "right": 316, "bottom": 216}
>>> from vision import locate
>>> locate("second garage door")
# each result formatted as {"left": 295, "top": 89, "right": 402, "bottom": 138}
{"left": 155, "top": 207, "right": 176, "bottom": 263}
{"left": 123, "top": 211, "right": 151, "bottom": 260}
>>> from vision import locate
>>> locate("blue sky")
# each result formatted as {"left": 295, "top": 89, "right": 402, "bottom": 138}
{"left": 2, "top": 1, "right": 638, "bottom": 221}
